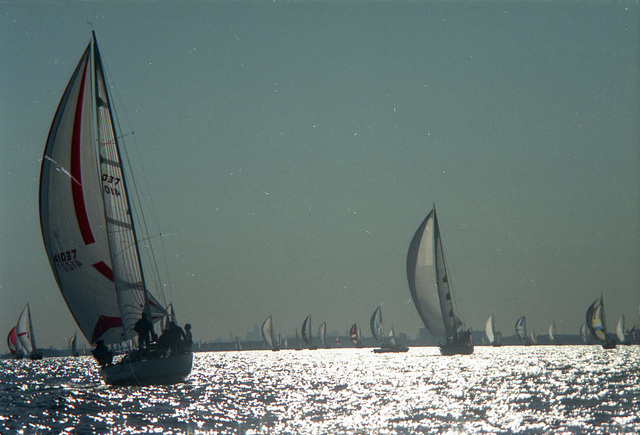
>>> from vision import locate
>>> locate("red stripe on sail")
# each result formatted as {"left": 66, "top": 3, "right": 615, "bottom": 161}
{"left": 92, "top": 315, "right": 123, "bottom": 343}
{"left": 93, "top": 261, "right": 114, "bottom": 281}
{"left": 71, "top": 59, "right": 95, "bottom": 245}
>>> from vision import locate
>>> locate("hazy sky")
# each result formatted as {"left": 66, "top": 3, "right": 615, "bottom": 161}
{"left": 1, "top": 0, "right": 638, "bottom": 349}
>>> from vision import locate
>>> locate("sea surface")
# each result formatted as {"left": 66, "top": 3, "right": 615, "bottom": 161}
{"left": 1, "top": 346, "right": 638, "bottom": 433}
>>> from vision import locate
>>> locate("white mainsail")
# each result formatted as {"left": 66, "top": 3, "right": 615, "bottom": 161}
{"left": 548, "top": 321, "right": 556, "bottom": 344}
{"left": 616, "top": 314, "right": 625, "bottom": 343}
{"left": 485, "top": 314, "right": 495, "bottom": 344}
{"left": 515, "top": 316, "right": 527, "bottom": 343}
{"left": 262, "top": 315, "right": 274, "bottom": 349}
{"left": 580, "top": 322, "right": 588, "bottom": 343}
{"left": 370, "top": 306, "right": 384, "bottom": 345}
{"left": 530, "top": 329, "right": 537, "bottom": 345}
{"left": 69, "top": 332, "right": 78, "bottom": 355}
{"left": 407, "top": 206, "right": 462, "bottom": 339}
{"left": 318, "top": 322, "right": 327, "bottom": 347}
{"left": 388, "top": 327, "right": 397, "bottom": 347}
{"left": 16, "top": 304, "right": 36, "bottom": 354}
{"left": 40, "top": 34, "right": 166, "bottom": 345}
{"left": 302, "top": 315, "right": 312, "bottom": 347}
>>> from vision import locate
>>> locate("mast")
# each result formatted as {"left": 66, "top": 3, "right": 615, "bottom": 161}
{"left": 92, "top": 32, "right": 151, "bottom": 315}
{"left": 27, "top": 304, "right": 37, "bottom": 351}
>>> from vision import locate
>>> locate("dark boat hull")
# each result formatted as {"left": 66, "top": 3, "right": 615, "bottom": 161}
{"left": 373, "top": 346, "right": 409, "bottom": 353}
{"left": 101, "top": 352, "right": 193, "bottom": 386}
{"left": 440, "top": 343, "right": 474, "bottom": 356}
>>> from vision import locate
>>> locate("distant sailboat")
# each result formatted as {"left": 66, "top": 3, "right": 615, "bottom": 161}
{"left": 370, "top": 306, "right": 408, "bottom": 353}
{"left": 318, "top": 322, "right": 327, "bottom": 348}
{"left": 484, "top": 314, "right": 501, "bottom": 347}
{"left": 616, "top": 314, "right": 626, "bottom": 345}
{"left": 407, "top": 205, "right": 472, "bottom": 355}
{"left": 349, "top": 323, "right": 361, "bottom": 347}
{"left": 235, "top": 336, "right": 242, "bottom": 351}
{"left": 16, "top": 304, "right": 43, "bottom": 360}
{"left": 39, "top": 32, "right": 191, "bottom": 385}
{"left": 579, "top": 322, "right": 589, "bottom": 344}
{"left": 548, "top": 321, "right": 557, "bottom": 345}
{"left": 6, "top": 327, "right": 23, "bottom": 359}
{"left": 515, "top": 316, "right": 527, "bottom": 345}
{"left": 586, "top": 295, "right": 616, "bottom": 349}
{"left": 301, "top": 315, "right": 317, "bottom": 350}
{"left": 69, "top": 332, "right": 80, "bottom": 357}
{"left": 529, "top": 329, "right": 537, "bottom": 345}
{"left": 261, "top": 315, "right": 279, "bottom": 351}
{"left": 294, "top": 327, "right": 302, "bottom": 350}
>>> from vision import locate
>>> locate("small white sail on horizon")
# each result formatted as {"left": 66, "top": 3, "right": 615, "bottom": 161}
{"left": 370, "top": 306, "right": 384, "bottom": 346}
{"left": 261, "top": 315, "right": 275, "bottom": 350}
{"left": 616, "top": 314, "right": 626, "bottom": 344}
{"left": 318, "top": 322, "right": 327, "bottom": 348}
{"left": 485, "top": 314, "right": 495, "bottom": 344}
{"left": 530, "top": 328, "right": 537, "bottom": 345}
{"left": 548, "top": 321, "right": 557, "bottom": 344}
{"left": 302, "top": 314, "right": 312, "bottom": 348}
{"left": 515, "top": 316, "right": 527, "bottom": 344}
{"left": 580, "top": 322, "right": 588, "bottom": 343}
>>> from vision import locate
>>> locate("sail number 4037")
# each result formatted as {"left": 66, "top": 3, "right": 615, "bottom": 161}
{"left": 102, "top": 174, "right": 121, "bottom": 196}
{"left": 53, "top": 249, "right": 83, "bottom": 271}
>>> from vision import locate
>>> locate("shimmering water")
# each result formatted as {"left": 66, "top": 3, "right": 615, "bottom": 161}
{"left": 1, "top": 346, "right": 638, "bottom": 433}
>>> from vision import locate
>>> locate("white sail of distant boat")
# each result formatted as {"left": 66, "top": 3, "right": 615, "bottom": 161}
{"left": 295, "top": 327, "right": 302, "bottom": 350}
{"left": 485, "top": 314, "right": 495, "bottom": 345}
{"left": 388, "top": 327, "right": 397, "bottom": 347}
{"left": 39, "top": 32, "right": 191, "bottom": 384}
{"left": 580, "top": 322, "right": 588, "bottom": 343}
{"left": 16, "top": 304, "right": 42, "bottom": 360}
{"left": 586, "top": 295, "right": 615, "bottom": 349}
{"left": 261, "top": 315, "right": 278, "bottom": 351}
{"left": 548, "top": 321, "right": 557, "bottom": 344}
{"left": 515, "top": 316, "right": 527, "bottom": 344}
{"left": 616, "top": 314, "right": 626, "bottom": 344}
{"left": 69, "top": 332, "right": 79, "bottom": 356}
{"left": 370, "top": 306, "right": 384, "bottom": 346}
{"left": 235, "top": 336, "right": 242, "bottom": 351}
{"left": 407, "top": 205, "right": 473, "bottom": 355}
{"left": 302, "top": 314, "right": 314, "bottom": 349}
{"left": 318, "top": 322, "right": 327, "bottom": 348}
{"left": 530, "top": 329, "right": 537, "bottom": 345}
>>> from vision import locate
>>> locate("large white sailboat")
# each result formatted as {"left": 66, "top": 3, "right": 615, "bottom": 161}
{"left": 39, "top": 33, "right": 192, "bottom": 385}
{"left": 407, "top": 205, "right": 472, "bottom": 355}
